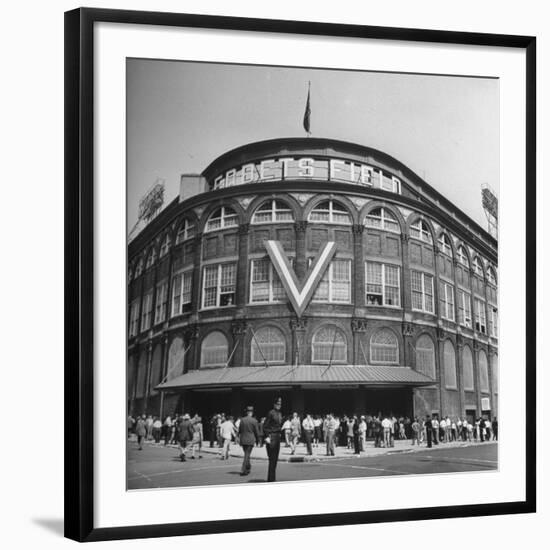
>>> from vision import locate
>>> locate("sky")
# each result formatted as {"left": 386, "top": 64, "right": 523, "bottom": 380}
{"left": 127, "top": 59, "right": 499, "bottom": 233}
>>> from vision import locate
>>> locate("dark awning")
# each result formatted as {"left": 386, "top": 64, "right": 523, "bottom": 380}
{"left": 157, "top": 365, "right": 434, "bottom": 391}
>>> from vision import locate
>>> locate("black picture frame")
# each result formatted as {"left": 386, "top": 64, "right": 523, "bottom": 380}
{"left": 65, "top": 7, "right": 536, "bottom": 542}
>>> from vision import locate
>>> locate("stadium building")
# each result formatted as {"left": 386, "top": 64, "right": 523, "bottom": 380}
{"left": 127, "top": 138, "right": 498, "bottom": 422}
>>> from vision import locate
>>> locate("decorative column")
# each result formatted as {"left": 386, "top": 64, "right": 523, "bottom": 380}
{"left": 400, "top": 234, "right": 412, "bottom": 311}
{"left": 402, "top": 322, "right": 415, "bottom": 368}
{"left": 183, "top": 323, "right": 200, "bottom": 372}
{"left": 190, "top": 234, "right": 202, "bottom": 314}
{"left": 351, "top": 318, "right": 368, "bottom": 365}
{"left": 235, "top": 223, "right": 250, "bottom": 309}
{"left": 159, "top": 333, "right": 169, "bottom": 418}
{"left": 456, "top": 334, "right": 465, "bottom": 417}
{"left": 488, "top": 346, "right": 497, "bottom": 418}
{"left": 352, "top": 224, "right": 365, "bottom": 308}
{"left": 143, "top": 340, "right": 153, "bottom": 414}
{"left": 231, "top": 319, "right": 249, "bottom": 368}
{"left": 294, "top": 221, "right": 308, "bottom": 282}
{"left": 290, "top": 317, "right": 308, "bottom": 366}
{"left": 473, "top": 339, "right": 481, "bottom": 416}
{"left": 436, "top": 327, "right": 445, "bottom": 417}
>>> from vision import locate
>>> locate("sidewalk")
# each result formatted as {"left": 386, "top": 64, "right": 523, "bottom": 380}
{"left": 138, "top": 437, "right": 496, "bottom": 463}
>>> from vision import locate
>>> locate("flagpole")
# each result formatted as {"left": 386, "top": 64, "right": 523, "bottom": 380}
{"left": 303, "top": 81, "right": 311, "bottom": 137}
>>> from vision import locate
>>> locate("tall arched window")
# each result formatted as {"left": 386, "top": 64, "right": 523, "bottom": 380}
{"left": 312, "top": 326, "right": 347, "bottom": 363}
{"left": 251, "top": 326, "right": 286, "bottom": 364}
{"left": 134, "top": 257, "right": 144, "bottom": 279}
{"left": 176, "top": 218, "right": 195, "bottom": 244}
{"left": 438, "top": 234, "right": 452, "bottom": 256}
{"left": 415, "top": 335, "right": 435, "bottom": 379}
{"left": 457, "top": 245, "right": 469, "bottom": 267}
{"left": 479, "top": 349, "right": 489, "bottom": 393}
{"left": 370, "top": 328, "right": 399, "bottom": 364}
{"left": 487, "top": 266, "right": 497, "bottom": 286}
{"left": 308, "top": 200, "right": 351, "bottom": 225}
{"left": 251, "top": 200, "right": 294, "bottom": 224}
{"left": 462, "top": 346, "right": 475, "bottom": 391}
{"left": 136, "top": 350, "right": 147, "bottom": 398}
{"left": 201, "top": 331, "right": 229, "bottom": 368}
{"left": 145, "top": 246, "right": 157, "bottom": 269}
{"left": 364, "top": 207, "right": 400, "bottom": 233}
{"left": 167, "top": 336, "right": 186, "bottom": 381}
{"left": 410, "top": 219, "right": 433, "bottom": 243}
{"left": 159, "top": 233, "right": 171, "bottom": 258}
{"left": 473, "top": 257, "right": 484, "bottom": 277}
{"left": 149, "top": 345, "right": 163, "bottom": 394}
{"left": 205, "top": 206, "right": 238, "bottom": 232}
{"left": 443, "top": 340, "right": 457, "bottom": 389}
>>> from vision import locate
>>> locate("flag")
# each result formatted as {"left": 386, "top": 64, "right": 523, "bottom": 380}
{"left": 303, "top": 84, "right": 311, "bottom": 134}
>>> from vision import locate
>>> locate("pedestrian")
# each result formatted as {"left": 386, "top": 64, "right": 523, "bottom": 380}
{"left": 492, "top": 417, "right": 498, "bottom": 440}
{"left": 399, "top": 418, "right": 406, "bottom": 440}
{"left": 209, "top": 415, "right": 218, "bottom": 448}
{"left": 425, "top": 415, "right": 433, "bottom": 448}
{"left": 325, "top": 413, "right": 337, "bottom": 456}
{"left": 238, "top": 406, "right": 260, "bottom": 476}
{"left": 381, "top": 416, "right": 392, "bottom": 448}
{"left": 219, "top": 415, "right": 236, "bottom": 460}
{"left": 432, "top": 415, "right": 439, "bottom": 445}
{"left": 127, "top": 415, "right": 135, "bottom": 439}
{"left": 411, "top": 417, "right": 420, "bottom": 446}
{"left": 347, "top": 416, "right": 354, "bottom": 449}
{"left": 352, "top": 416, "right": 361, "bottom": 455}
{"left": 258, "top": 417, "right": 265, "bottom": 447}
{"left": 359, "top": 416, "right": 367, "bottom": 451}
{"left": 440, "top": 417, "right": 447, "bottom": 443}
{"left": 313, "top": 415, "right": 322, "bottom": 447}
{"left": 152, "top": 416, "right": 162, "bottom": 443}
{"left": 290, "top": 412, "right": 301, "bottom": 455}
{"left": 263, "top": 397, "right": 283, "bottom": 482}
{"left": 374, "top": 416, "right": 383, "bottom": 448}
{"left": 190, "top": 416, "right": 203, "bottom": 459}
{"left": 217, "top": 414, "right": 224, "bottom": 448}
{"left": 145, "top": 414, "right": 154, "bottom": 440}
{"left": 177, "top": 413, "right": 194, "bottom": 461}
{"left": 282, "top": 417, "right": 291, "bottom": 447}
{"left": 135, "top": 415, "right": 146, "bottom": 450}
{"left": 451, "top": 418, "right": 457, "bottom": 441}
{"left": 162, "top": 415, "right": 172, "bottom": 445}
{"left": 302, "top": 413, "right": 314, "bottom": 455}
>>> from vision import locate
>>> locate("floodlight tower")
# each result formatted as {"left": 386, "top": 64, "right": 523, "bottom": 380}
{"left": 481, "top": 183, "right": 498, "bottom": 239}
{"left": 128, "top": 178, "right": 165, "bottom": 241}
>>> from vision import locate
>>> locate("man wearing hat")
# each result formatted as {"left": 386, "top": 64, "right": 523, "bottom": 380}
{"left": 263, "top": 397, "right": 283, "bottom": 482}
{"left": 238, "top": 406, "right": 260, "bottom": 476}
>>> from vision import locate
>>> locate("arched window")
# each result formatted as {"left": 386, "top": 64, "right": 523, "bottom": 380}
{"left": 159, "top": 233, "right": 171, "bottom": 258}
{"left": 462, "top": 346, "right": 475, "bottom": 391}
{"left": 167, "top": 336, "right": 186, "bottom": 381}
{"left": 487, "top": 266, "right": 497, "bottom": 286}
{"left": 410, "top": 219, "right": 433, "bottom": 243}
{"left": 438, "top": 234, "right": 452, "bottom": 256}
{"left": 415, "top": 334, "right": 435, "bottom": 379}
{"left": 457, "top": 245, "right": 469, "bottom": 267}
{"left": 251, "top": 326, "right": 286, "bottom": 364}
{"left": 443, "top": 340, "right": 457, "bottom": 389}
{"left": 252, "top": 200, "right": 294, "bottom": 224}
{"left": 205, "top": 206, "right": 238, "bottom": 232}
{"left": 134, "top": 257, "right": 144, "bottom": 278}
{"left": 136, "top": 349, "right": 147, "bottom": 398}
{"left": 201, "top": 331, "right": 229, "bottom": 368}
{"left": 312, "top": 326, "right": 347, "bottom": 363}
{"left": 149, "top": 345, "right": 163, "bottom": 394}
{"left": 473, "top": 257, "right": 484, "bottom": 277}
{"left": 176, "top": 218, "right": 195, "bottom": 244}
{"left": 479, "top": 349, "right": 489, "bottom": 393}
{"left": 370, "top": 328, "right": 399, "bottom": 364}
{"left": 364, "top": 207, "right": 400, "bottom": 233}
{"left": 308, "top": 200, "right": 351, "bottom": 225}
{"left": 145, "top": 247, "right": 157, "bottom": 269}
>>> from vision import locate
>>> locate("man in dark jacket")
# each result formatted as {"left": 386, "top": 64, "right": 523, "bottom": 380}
{"left": 178, "top": 414, "right": 194, "bottom": 462}
{"left": 263, "top": 397, "right": 283, "bottom": 482}
{"left": 238, "top": 406, "right": 260, "bottom": 476}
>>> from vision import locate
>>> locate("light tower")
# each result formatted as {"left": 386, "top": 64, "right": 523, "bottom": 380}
{"left": 481, "top": 183, "right": 498, "bottom": 239}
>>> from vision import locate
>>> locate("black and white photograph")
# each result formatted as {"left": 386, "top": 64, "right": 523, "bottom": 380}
{"left": 126, "top": 59, "right": 500, "bottom": 490}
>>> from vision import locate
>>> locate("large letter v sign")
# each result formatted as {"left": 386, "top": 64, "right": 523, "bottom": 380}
{"left": 265, "top": 240, "right": 337, "bottom": 317}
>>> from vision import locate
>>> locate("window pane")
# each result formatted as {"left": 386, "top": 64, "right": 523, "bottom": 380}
{"left": 415, "top": 335, "right": 435, "bottom": 379}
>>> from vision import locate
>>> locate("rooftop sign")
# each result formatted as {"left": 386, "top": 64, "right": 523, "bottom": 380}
{"left": 211, "top": 156, "right": 402, "bottom": 194}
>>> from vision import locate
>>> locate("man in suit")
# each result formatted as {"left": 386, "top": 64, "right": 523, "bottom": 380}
{"left": 263, "top": 397, "right": 283, "bottom": 482}
{"left": 238, "top": 406, "right": 260, "bottom": 476}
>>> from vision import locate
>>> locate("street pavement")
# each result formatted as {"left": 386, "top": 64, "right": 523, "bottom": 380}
{"left": 127, "top": 439, "right": 498, "bottom": 489}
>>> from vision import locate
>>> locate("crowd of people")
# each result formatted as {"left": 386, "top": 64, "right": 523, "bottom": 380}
{"left": 127, "top": 411, "right": 498, "bottom": 455}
